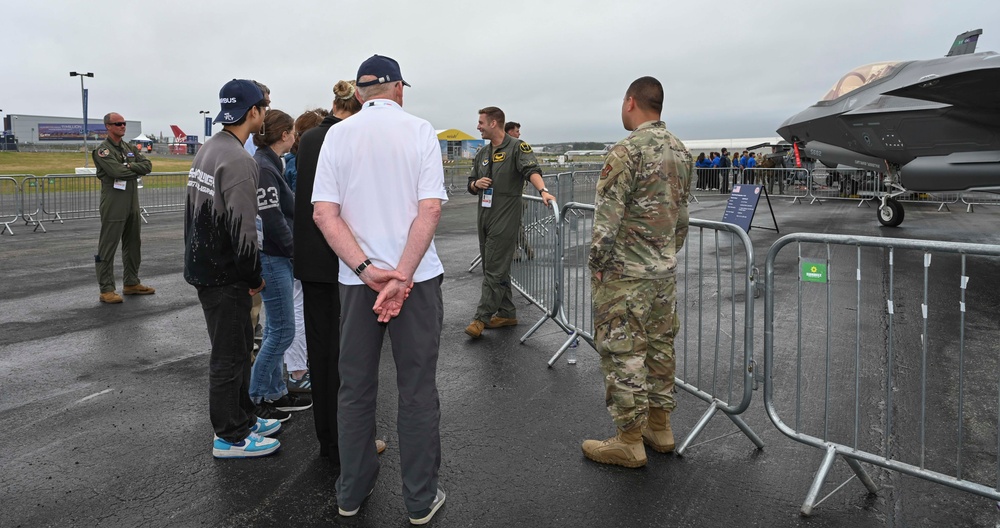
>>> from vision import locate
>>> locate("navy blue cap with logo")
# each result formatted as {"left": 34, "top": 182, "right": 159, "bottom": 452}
{"left": 356, "top": 55, "right": 411, "bottom": 87}
{"left": 214, "top": 79, "right": 265, "bottom": 124}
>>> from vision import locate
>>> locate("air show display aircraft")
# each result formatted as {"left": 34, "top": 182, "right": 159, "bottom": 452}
{"left": 777, "top": 29, "right": 1000, "bottom": 226}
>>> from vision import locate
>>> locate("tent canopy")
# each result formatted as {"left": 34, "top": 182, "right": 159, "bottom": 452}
{"left": 436, "top": 129, "right": 477, "bottom": 141}
{"left": 132, "top": 134, "right": 152, "bottom": 143}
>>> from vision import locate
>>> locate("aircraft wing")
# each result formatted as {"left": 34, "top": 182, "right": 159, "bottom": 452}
{"left": 883, "top": 67, "right": 1000, "bottom": 110}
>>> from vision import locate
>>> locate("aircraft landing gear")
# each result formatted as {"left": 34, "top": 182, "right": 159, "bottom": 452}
{"left": 878, "top": 197, "right": 905, "bottom": 227}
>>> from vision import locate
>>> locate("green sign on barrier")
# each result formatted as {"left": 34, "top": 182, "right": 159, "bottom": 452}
{"left": 801, "top": 261, "right": 827, "bottom": 283}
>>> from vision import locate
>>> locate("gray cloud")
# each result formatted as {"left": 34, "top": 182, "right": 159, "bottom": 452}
{"left": 3, "top": 0, "right": 996, "bottom": 143}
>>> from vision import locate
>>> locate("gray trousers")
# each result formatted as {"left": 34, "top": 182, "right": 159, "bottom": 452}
{"left": 336, "top": 275, "right": 443, "bottom": 514}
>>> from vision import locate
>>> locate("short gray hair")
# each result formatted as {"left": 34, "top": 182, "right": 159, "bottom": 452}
{"left": 356, "top": 75, "right": 396, "bottom": 100}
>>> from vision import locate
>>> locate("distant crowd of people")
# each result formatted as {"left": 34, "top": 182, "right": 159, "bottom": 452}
{"left": 694, "top": 148, "right": 800, "bottom": 194}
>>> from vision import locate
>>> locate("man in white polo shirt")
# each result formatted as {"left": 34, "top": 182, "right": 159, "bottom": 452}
{"left": 312, "top": 55, "right": 447, "bottom": 526}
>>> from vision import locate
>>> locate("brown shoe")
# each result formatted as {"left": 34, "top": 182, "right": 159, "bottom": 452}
{"left": 642, "top": 408, "right": 675, "bottom": 453}
{"left": 99, "top": 291, "right": 123, "bottom": 304}
{"left": 485, "top": 316, "right": 518, "bottom": 329}
{"left": 582, "top": 426, "right": 647, "bottom": 468}
{"left": 464, "top": 320, "right": 485, "bottom": 338}
{"left": 376, "top": 439, "right": 387, "bottom": 455}
{"left": 123, "top": 283, "right": 156, "bottom": 295}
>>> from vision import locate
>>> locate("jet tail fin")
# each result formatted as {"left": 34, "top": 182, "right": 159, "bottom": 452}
{"left": 169, "top": 125, "right": 187, "bottom": 141}
{"left": 946, "top": 29, "right": 982, "bottom": 56}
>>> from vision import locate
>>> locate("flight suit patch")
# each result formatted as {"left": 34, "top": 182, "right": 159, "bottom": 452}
{"left": 492, "top": 152, "right": 506, "bottom": 163}
{"left": 97, "top": 148, "right": 110, "bottom": 158}
{"left": 519, "top": 143, "right": 533, "bottom": 153}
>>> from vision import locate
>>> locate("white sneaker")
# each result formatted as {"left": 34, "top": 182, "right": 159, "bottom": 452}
{"left": 409, "top": 488, "right": 446, "bottom": 525}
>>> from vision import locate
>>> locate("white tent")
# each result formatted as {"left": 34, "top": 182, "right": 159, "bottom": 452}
{"left": 132, "top": 134, "right": 151, "bottom": 143}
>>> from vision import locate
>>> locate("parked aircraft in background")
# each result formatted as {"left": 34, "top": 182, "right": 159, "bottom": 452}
{"left": 777, "top": 29, "right": 1000, "bottom": 226}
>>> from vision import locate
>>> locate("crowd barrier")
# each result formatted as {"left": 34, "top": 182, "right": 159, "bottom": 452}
{"left": 550, "top": 201, "right": 764, "bottom": 454}
{"left": 0, "top": 172, "right": 189, "bottom": 233}
{"left": 1, "top": 176, "right": 24, "bottom": 235}
{"left": 764, "top": 232, "right": 1000, "bottom": 515}
{"left": 139, "top": 172, "right": 188, "bottom": 216}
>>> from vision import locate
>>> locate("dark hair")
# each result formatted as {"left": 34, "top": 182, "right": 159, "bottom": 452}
{"left": 479, "top": 106, "right": 505, "bottom": 128}
{"left": 625, "top": 76, "right": 664, "bottom": 113}
{"left": 252, "top": 109, "right": 293, "bottom": 148}
{"left": 504, "top": 121, "right": 520, "bottom": 133}
{"left": 291, "top": 110, "right": 324, "bottom": 155}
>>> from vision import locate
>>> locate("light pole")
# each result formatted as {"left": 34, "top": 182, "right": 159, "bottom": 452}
{"left": 199, "top": 110, "right": 212, "bottom": 140}
{"left": 70, "top": 71, "right": 94, "bottom": 168}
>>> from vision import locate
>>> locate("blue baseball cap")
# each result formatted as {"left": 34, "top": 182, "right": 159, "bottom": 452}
{"left": 356, "top": 55, "right": 411, "bottom": 87}
{"left": 214, "top": 79, "right": 265, "bottom": 124}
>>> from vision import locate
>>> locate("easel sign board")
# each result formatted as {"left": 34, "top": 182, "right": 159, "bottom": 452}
{"left": 722, "top": 184, "right": 763, "bottom": 233}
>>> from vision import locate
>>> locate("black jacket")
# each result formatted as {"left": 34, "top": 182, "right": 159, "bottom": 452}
{"left": 293, "top": 115, "right": 341, "bottom": 283}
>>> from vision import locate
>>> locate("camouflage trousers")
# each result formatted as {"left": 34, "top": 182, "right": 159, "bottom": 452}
{"left": 592, "top": 273, "right": 678, "bottom": 430}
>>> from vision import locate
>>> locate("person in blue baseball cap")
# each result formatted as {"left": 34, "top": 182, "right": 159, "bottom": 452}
{"left": 185, "top": 78, "right": 280, "bottom": 459}
{"left": 356, "top": 54, "right": 411, "bottom": 87}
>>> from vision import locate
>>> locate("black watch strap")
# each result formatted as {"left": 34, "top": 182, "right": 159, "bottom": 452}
{"left": 354, "top": 259, "right": 372, "bottom": 276}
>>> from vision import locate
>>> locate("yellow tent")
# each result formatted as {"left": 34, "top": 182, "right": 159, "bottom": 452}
{"left": 436, "top": 129, "right": 477, "bottom": 141}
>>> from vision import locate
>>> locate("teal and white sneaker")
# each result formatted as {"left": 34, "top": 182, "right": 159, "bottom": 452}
{"left": 213, "top": 432, "right": 280, "bottom": 459}
{"left": 250, "top": 417, "right": 281, "bottom": 437}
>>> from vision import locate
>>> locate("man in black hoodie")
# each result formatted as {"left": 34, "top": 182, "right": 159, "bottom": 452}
{"left": 185, "top": 79, "right": 280, "bottom": 459}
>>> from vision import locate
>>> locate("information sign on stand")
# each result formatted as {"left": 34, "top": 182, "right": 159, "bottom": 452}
{"left": 721, "top": 184, "right": 779, "bottom": 233}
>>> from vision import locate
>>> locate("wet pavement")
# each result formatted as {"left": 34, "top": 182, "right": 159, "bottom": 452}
{"left": 3, "top": 191, "right": 1000, "bottom": 527}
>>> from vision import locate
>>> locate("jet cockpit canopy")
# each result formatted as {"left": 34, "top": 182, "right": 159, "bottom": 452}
{"left": 821, "top": 61, "right": 904, "bottom": 102}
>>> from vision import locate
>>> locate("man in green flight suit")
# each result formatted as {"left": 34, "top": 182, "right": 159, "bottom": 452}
{"left": 92, "top": 112, "right": 155, "bottom": 304}
{"left": 582, "top": 77, "right": 694, "bottom": 468}
{"left": 465, "top": 106, "right": 554, "bottom": 338}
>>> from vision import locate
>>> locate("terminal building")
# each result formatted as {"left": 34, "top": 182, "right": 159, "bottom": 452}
{"left": 3, "top": 114, "right": 143, "bottom": 147}
{"left": 437, "top": 129, "right": 484, "bottom": 161}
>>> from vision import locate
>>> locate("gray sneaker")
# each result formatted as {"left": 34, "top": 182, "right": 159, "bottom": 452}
{"left": 409, "top": 488, "right": 446, "bottom": 525}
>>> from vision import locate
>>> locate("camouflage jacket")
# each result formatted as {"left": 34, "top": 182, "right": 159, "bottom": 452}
{"left": 589, "top": 120, "right": 694, "bottom": 278}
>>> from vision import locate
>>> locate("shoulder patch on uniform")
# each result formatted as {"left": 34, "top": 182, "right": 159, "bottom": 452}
{"left": 519, "top": 142, "right": 533, "bottom": 153}
{"left": 492, "top": 151, "right": 506, "bottom": 163}
{"left": 97, "top": 148, "right": 110, "bottom": 158}
{"left": 600, "top": 163, "right": 613, "bottom": 179}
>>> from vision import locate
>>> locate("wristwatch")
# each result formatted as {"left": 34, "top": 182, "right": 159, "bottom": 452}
{"left": 539, "top": 187, "right": 550, "bottom": 195}
{"left": 354, "top": 258, "right": 372, "bottom": 276}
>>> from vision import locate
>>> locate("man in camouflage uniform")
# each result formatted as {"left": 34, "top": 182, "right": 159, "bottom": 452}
{"left": 92, "top": 112, "right": 155, "bottom": 304}
{"left": 464, "top": 107, "right": 554, "bottom": 338}
{"left": 582, "top": 77, "right": 694, "bottom": 468}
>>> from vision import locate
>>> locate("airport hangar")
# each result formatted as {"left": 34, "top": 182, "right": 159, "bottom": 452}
{"left": 3, "top": 114, "right": 143, "bottom": 146}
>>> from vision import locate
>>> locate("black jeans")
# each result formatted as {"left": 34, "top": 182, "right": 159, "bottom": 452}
{"left": 301, "top": 280, "right": 341, "bottom": 458}
{"left": 197, "top": 283, "right": 257, "bottom": 443}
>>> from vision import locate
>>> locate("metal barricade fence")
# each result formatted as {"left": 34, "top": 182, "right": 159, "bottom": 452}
{"left": 37, "top": 174, "right": 102, "bottom": 223}
{"left": 551, "top": 201, "right": 764, "bottom": 454}
{"left": 807, "top": 167, "right": 883, "bottom": 205}
{"left": 763, "top": 232, "right": 1000, "bottom": 515}
{"left": 138, "top": 172, "right": 188, "bottom": 217}
{"left": 0, "top": 176, "right": 24, "bottom": 235}
{"left": 19, "top": 176, "right": 45, "bottom": 232}
{"left": 960, "top": 191, "right": 1000, "bottom": 212}
{"left": 748, "top": 167, "right": 810, "bottom": 200}
{"left": 508, "top": 195, "right": 566, "bottom": 347}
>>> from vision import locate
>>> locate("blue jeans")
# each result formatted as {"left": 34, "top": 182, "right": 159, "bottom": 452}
{"left": 250, "top": 254, "right": 294, "bottom": 403}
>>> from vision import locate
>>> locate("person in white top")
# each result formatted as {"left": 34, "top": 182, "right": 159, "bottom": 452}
{"left": 312, "top": 55, "right": 447, "bottom": 526}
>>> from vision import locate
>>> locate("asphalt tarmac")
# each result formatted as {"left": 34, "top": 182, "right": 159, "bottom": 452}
{"left": 3, "top": 190, "right": 1000, "bottom": 527}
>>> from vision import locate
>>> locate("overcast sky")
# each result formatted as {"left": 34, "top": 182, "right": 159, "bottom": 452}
{"left": 2, "top": 1, "right": 997, "bottom": 144}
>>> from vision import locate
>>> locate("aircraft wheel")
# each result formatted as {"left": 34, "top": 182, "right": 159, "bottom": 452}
{"left": 878, "top": 198, "right": 905, "bottom": 227}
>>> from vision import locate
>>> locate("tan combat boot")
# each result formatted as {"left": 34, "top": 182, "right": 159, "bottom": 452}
{"left": 642, "top": 407, "right": 675, "bottom": 453}
{"left": 581, "top": 426, "right": 647, "bottom": 468}
{"left": 485, "top": 316, "right": 518, "bottom": 329}
{"left": 464, "top": 320, "right": 485, "bottom": 338}
{"left": 123, "top": 283, "right": 156, "bottom": 295}
{"left": 99, "top": 291, "right": 123, "bottom": 304}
